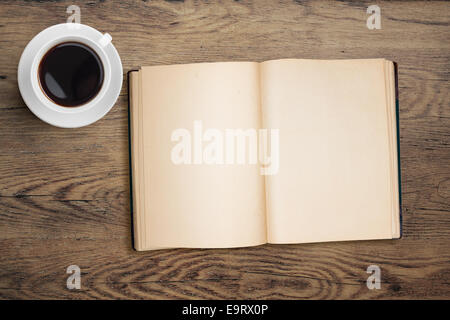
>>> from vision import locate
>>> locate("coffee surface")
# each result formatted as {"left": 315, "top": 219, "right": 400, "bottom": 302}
{"left": 38, "top": 42, "right": 104, "bottom": 107}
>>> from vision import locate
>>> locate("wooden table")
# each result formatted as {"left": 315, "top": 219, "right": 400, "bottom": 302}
{"left": 0, "top": 0, "right": 449, "bottom": 299}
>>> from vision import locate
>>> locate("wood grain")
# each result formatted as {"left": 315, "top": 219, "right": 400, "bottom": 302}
{"left": 0, "top": 0, "right": 449, "bottom": 299}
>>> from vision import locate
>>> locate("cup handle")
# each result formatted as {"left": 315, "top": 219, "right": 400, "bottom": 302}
{"left": 99, "top": 33, "right": 112, "bottom": 48}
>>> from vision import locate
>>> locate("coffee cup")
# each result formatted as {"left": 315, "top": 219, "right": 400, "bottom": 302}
{"left": 18, "top": 23, "right": 122, "bottom": 128}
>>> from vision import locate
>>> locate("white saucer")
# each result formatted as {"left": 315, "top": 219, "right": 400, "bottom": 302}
{"left": 18, "top": 23, "right": 123, "bottom": 128}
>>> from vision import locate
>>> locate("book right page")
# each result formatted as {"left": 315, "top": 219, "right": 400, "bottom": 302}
{"left": 260, "top": 59, "right": 400, "bottom": 244}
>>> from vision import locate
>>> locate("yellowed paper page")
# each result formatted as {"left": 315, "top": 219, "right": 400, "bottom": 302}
{"left": 385, "top": 61, "right": 401, "bottom": 239}
{"left": 136, "top": 62, "right": 266, "bottom": 249}
{"left": 129, "top": 71, "right": 143, "bottom": 250}
{"left": 261, "top": 59, "right": 398, "bottom": 243}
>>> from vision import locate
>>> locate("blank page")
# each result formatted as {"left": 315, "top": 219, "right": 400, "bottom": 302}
{"left": 260, "top": 59, "right": 399, "bottom": 244}
{"left": 131, "top": 62, "right": 267, "bottom": 250}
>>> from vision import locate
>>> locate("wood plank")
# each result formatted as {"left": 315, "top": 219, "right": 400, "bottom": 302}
{"left": 0, "top": 239, "right": 449, "bottom": 299}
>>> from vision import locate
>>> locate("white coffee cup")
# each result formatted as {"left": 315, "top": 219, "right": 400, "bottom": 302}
{"left": 18, "top": 23, "right": 123, "bottom": 128}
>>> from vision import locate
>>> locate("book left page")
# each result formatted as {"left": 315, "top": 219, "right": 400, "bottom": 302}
{"left": 130, "top": 62, "right": 267, "bottom": 250}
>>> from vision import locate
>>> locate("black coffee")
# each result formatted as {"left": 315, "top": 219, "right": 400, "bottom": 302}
{"left": 38, "top": 42, "right": 104, "bottom": 107}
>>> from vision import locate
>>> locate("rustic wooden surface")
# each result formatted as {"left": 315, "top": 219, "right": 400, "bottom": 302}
{"left": 0, "top": 0, "right": 449, "bottom": 300}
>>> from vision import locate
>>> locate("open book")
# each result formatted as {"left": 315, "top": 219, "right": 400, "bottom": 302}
{"left": 128, "top": 59, "right": 401, "bottom": 251}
